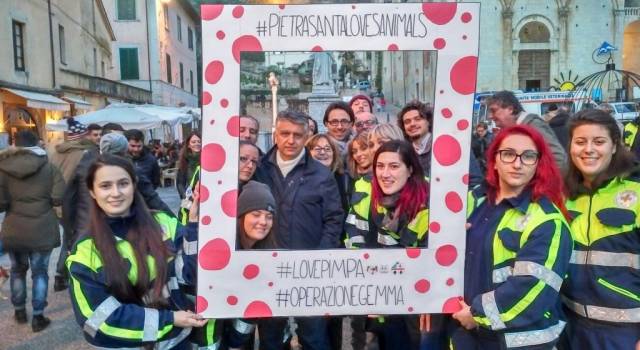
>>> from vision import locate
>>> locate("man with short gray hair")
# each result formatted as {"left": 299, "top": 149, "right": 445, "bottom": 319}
{"left": 254, "top": 110, "right": 343, "bottom": 350}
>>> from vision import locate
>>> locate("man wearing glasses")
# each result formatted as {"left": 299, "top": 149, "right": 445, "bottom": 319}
{"left": 323, "top": 101, "right": 355, "bottom": 156}
{"left": 353, "top": 111, "right": 378, "bottom": 134}
{"left": 486, "top": 91, "right": 566, "bottom": 169}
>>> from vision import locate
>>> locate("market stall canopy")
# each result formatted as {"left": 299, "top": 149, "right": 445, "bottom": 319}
{"left": 46, "top": 103, "right": 199, "bottom": 131}
{"left": 2, "top": 88, "right": 70, "bottom": 111}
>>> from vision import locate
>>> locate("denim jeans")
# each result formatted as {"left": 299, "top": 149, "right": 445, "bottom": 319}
{"left": 9, "top": 250, "right": 52, "bottom": 315}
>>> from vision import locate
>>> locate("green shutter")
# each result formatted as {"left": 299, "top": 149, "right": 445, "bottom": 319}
{"left": 117, "top": 0, "right": 136, "bottom": 20}
{"left": 120, "top": 48, "right": 139, "bottom": 80}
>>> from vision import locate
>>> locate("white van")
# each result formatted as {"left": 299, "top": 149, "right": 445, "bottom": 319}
{"left": 477, "top": 91, "right": 595, "bottom": 122}
{"left": 608, "top": 102, "right": 639, "bottom": 123}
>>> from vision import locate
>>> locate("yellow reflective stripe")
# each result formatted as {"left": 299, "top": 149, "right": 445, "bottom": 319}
{"left": 69, "top": 272, "right": 94, "bottom": 319}
{"left": 597, "top": 278, "right": 640, "bottom": 302}
{"left": 408, "top": 209, "right": 429, "bottom": 240}
{"left": 206, "top": 319, "right": 216, "bottom": 345}
{"left": 501, "top": 220, "right": 563, "bottom": 323}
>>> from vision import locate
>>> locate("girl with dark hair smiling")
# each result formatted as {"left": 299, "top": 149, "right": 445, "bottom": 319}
{"left": 560, "top": 109, "right": 640, "bottom": 349}
{"left": 450, "top": 125, "right": 572, "bottom": 349}
{"left": 66, "top": 154, "right": 208, "bottom": 349}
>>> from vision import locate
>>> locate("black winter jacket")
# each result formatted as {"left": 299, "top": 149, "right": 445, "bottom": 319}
{"left": 130, "top": 148, "right": 161, "bottom": 189}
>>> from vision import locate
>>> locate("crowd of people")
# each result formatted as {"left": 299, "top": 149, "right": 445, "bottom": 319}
{"left": 0, "top": 89, "right": 638, "bottom": 349}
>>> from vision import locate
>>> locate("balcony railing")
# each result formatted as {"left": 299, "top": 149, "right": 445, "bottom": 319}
{"left": 616, "top": 7, "right": 640, "bottom": 16}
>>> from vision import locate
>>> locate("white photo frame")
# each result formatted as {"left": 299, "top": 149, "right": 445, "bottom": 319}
{"left": 198, "top": 2, "right": 479, "bottom": 318}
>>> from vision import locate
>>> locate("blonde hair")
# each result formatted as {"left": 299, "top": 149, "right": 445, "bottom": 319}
{"left": 347, "top": 131, "right": 370, "bottom": 176}
{"left": 305, "top": 133, "right": 343, "bottom": 174}
{"left": 369, "top": 123, "right": 404, "bottom": 144}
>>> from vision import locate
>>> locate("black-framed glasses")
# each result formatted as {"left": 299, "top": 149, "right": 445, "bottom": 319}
{"left": 239, "top": 156, "right": 258, "bottom": 166}
{"left": 327, "top": 119, "right": 352, "bottom": 127}
{"left": 311, "top": 146, "right": 332, "bottom": 154}
{"left": 497, "top": 149, "right": 539, "bottom": 165}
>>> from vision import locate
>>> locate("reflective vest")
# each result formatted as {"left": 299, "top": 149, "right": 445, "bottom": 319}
{"left": 563, "top": 177, "right": 640, "bottom": 323}
{"left": 66, "top": 212, "right": 218, "bottom": 349}
{"left": 624, "top": 122, "right": 638, "bottom": 149}
{"left": 180, "top": 166, "right": 201, "bottom": 225}
{"left": 344, "top": 175, "right": 429, "bottom": 248}
{"left": 466, "top": 188, "right": 573, "bottom": 349}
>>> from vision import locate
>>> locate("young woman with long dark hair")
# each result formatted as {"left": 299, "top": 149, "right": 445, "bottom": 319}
{"left": 450, "top": 125, "right": 572, "bottom": 349}
{"left": 177, "top": 131, "right": 201, "bottom": 224}
{"left": 560, "top": 109, "right": 640, "bottom": 349}
{"left": 66, "top": 155, "right": 207, "bottom": 349}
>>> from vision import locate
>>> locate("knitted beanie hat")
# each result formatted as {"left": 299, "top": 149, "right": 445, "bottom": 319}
{"left": 237, "top": 181, "right": 276, "bottom": 217}
{"left": 66, "top": 117, "right": 89, "bottom": 141}
{"left": 100, "top": 133, "right": 128, "bottom": 156}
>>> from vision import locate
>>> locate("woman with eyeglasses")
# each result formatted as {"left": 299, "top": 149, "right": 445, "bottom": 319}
{"left": 559, "top": 109, "right": 640, "bottom": 349}
{"left": 66, "top": 154, "right": 209, "bottom": 349}
{"left": 450, "top": 125, "right": 572, "bottom": 349}
{"left": 238, "top": 141, "right": 260, "bottom": 192}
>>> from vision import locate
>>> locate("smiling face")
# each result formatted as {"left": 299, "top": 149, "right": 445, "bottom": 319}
{"left": 494, "top": 134, "right": 538, "bottom": 197}
{"left": 352, "top": 140, "right": 371, "bottom": 174}
{"left": 402, "top": 109, "right": 429, "bottom": 141}
{"left": 309, "top": 137, "right": 334, "bottom": 168}
{"left": 354, "top": 112, "right": 377, "bottom": 133}
{"left": 242, "top": 210, "right": 273, "bottom": 246}
{"left": 240, "top": 117, "right": 259, "bottom": 144}
{"left": 368, "top": 133, "right": 390, "bottom": 159}
{"left": 325, "top": 108, "right": 352, "bottom": 141}
{"left": 238, "top": 144, "right": 259, "bottom": 182}
{"left": 375, "top": 151, "right": 412, "bottom": 195}
{"left": 570, "top": 123, "right": 616, "bottom": 185}
{"left": 90, "top": 165, "right": 135, "bottom": 217}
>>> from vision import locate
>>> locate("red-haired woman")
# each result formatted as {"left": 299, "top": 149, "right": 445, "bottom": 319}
{"left": 450, "top": 125, "right": 573, "bottom": 349}
{"left": 346, "top": 139, "right": 429, "bottom": 349}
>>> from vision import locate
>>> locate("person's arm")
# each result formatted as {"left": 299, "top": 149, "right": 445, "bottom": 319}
{"left": 344, "top": 186, "right": 370, "bottom": 249}
{"left": 138, "top": 174, "right": 175, "bottom": 216}
{"left": 67, "top": 246, "right": 182, "bottom": 345}
{"left": 151, "top": 156, "right": 161, "bottom": 189}
{"left": 319, "top": 174, "right": 345, "bottom": 249}
{"left": 469, "top": 218, "right": 572, "bottom": 330}
{"left": 176, "top": 168, "right": 187, "bottom": 199}
{"left": 530, "top": 118, "right": 567, "bottom": 171}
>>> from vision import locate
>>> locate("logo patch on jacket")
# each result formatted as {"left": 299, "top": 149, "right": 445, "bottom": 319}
{"left": 615, "top": 190, "right": 637, "bottom": 209}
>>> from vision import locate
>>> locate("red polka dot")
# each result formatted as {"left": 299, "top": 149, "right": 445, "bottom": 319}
{"left": 434, "top": 38, "right": 446, "bottom": 49}
{"left": 278, "top": 4, "right": 285, "bottom": 9}
{"left": 446, "top": 278, "right": 455, "bottom": 286}
{"left": 433, "top": 135, "right": 462, "bottom": 166}
{"left": 406, "top": 248, "right": 421, "bottom": 259}
{"left": 268, "top": 281, "right": 273, "bottom": 287}
{"left": 457, "top": 120, "right": 469, "bottom": 130}
{"left": 196, "top": 296, "right": 208, "bottom": 313}
{"left": 408, "top": 306, "right": 414, "bottom": 312}
{"left": 311, "top": 46, "right": 323, "bottom": 52}
{"left": 227, "top": 115, "right": 240, "bottom": 137}
{"left": 232, "top": 5, "right": 244, "bottom": 18}
{"left": 205, "top": 61, "right": 224, "bottom": 85}
{"left": 203, "top": 92, "right": 212, "bottom": 105}
{"left": 388, "top": 44, "right": 399, "bottom": 51}
{"left": 232, "top": 35, "right": 263, "bottom": 64}
{"left": 201, "top": 4, "right": 224, "bottom": 21}
{"left": 201, "top": 215, "right": 211, "bottom": 225}
{"left": 441, "top": 108, "right": 452, "bottom": 118}
{"left": 216, "top": 31, "right": 225, "bottom": 40}
{"left": 272, "top": 252, "right": 278, "bottom": 257}
{"left": 461, "top": 12, "right": 472, "bottom": 23}
{"left": 442, "top": 297, "right": 463, "bottom": 313}
{"left": 244, "top": 301, "right": 273, "bottom": 318}
{"left": 462, "top": 174, "right": 469, "bottom": 185}
{"left": 445, "top": 192, "right": 463, "bottom": 213}
{"left": 450, "top": 56, "right": 478, "bottom": 95}
{"left": 422, "top": 3, "right": 457, "bottom": 25}
{"left": 429, "top": 221, "right": 441, "bottom": 233}
{"left": 363, "top": 253, "right": 370, "bottom": 259}
{"left": 243, "top": 264, "right": 260, "bottom": 279}
{"left": 227, "top": 295, "right": 238, "bottom": 305}
{"left": 199, "top": 238, "right": 231, "bottom": 270}
{"left": 436, "top": 244, "right": 458, "bottom": 266}
{"left": 199, "top": 184, "right": 210, "bottom": 203}
{"left": 221, "top": 190, "right": 237, "bottom": 217}
{"left": 220, "top": 99, "right": 229, "bottom": 108}
{"left": 201, "top": 143, "right": 226, "bottom": 172}
{"left": 415, "top": 279, "right": 431, "bottom": 293}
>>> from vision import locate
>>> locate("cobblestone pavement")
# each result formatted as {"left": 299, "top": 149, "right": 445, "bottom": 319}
{"left": 0, "top": 186, "right": 180, "bottom": 350}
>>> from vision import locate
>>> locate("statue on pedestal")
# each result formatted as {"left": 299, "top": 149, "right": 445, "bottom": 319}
{"left": 312, "top": 52, "right": 336, "bottom": 95}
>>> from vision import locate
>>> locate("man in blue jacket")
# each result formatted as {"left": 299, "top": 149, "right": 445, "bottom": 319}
{"left": 255, "top": 110, "right": 344, "bottom": 350}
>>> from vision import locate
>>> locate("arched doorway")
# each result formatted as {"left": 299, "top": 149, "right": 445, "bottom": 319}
{"left": 623, "top": 20, "right": 640, "bottom": 77}
{"left": 4, "top": 107, "right": 40, "bottom": 146}
{"left": 518, "top": 21, "right": 551, "bottom": 92}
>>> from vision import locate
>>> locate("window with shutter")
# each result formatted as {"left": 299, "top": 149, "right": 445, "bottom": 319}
{"left": 166, "top": 54, "right": 172, "bottom": 84}
{"left": 117, "top": 0, "right": 136, "bottom": 20}
{"left": 119, "top": 48, "right": 139, "bottom": 80}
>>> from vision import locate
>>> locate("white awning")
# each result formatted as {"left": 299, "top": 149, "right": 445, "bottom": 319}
{"left": 62, "top": 96, "right": 93, "bottom": 111}
{"left": 2, "top": 88, "right": 70, "bottom": 111}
